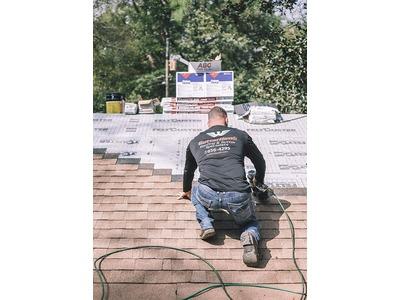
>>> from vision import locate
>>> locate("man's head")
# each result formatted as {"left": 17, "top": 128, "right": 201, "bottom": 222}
{"left": 207, "top": 106, "right": 228, "bottom": 128}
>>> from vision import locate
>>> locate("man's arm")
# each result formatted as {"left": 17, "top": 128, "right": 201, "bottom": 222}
{"left": 183, "top": 145, "right": 197, "bottom": 193}
{"left": 244, "top": 134, "right": 266, "bottom": 184}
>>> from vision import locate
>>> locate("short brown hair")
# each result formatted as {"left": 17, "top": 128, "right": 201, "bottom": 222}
{"left": 208, "top": 106, "right": 227, "bottom": 120}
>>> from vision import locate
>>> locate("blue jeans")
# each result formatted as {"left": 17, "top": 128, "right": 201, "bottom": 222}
{"left": 191, "top": 182, "right": 260, "bottom": 242}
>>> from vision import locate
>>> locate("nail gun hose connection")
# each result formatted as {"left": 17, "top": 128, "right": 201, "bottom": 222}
{"left": 94, "top": 196, "right": 307, "bottom": 300}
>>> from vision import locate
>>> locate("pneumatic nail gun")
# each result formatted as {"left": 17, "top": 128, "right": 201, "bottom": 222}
{"left": 247, "top": 170, "right": 278, "bottom": 203}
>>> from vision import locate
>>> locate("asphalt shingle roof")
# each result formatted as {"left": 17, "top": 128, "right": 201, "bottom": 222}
{"left": 93, "top": 154, "right": 307, "bottom": 300}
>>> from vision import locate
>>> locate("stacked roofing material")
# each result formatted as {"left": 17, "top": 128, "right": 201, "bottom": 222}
{"left": 165, "top": 71, "right": 235, "bottom": 114}
{"left": 161, "top": 97, "right": 234, "bottom": 114}
{"left": 138, "top": 98, "right": 160, "bottom": 114}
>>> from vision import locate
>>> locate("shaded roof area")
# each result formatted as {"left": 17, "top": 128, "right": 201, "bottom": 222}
{"left": 93, "top": 155, "right": 307, "bottom": 300}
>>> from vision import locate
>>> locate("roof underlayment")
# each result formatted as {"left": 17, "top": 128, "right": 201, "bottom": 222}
{"left": 93, "top": 113, "right": 307, "bottom": 188}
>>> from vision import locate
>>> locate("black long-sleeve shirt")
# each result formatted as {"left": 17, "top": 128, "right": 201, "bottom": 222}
{"left": 183, "top": 125, "right": 266, "bottom": 193}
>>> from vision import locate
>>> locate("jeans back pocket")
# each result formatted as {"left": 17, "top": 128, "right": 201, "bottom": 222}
{"left": 227, "top": 200, "right": 254, "bottom": 225}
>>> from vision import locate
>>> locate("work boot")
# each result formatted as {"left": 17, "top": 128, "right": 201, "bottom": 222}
{"left": 199, "top": 228, "right": 216, "bottom": 240}
{"left": 240, "top": 231, "right": 259, "bottom": 267}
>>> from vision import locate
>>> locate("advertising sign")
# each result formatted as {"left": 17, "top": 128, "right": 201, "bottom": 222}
{"left": 176, "top": 73, "right": 205, "bottom": 98}
{"left": 176, "top": 71, "right": 234, "bottom": 98}
{"left": 205, "top": 71, "right": 234, "bottom": 97}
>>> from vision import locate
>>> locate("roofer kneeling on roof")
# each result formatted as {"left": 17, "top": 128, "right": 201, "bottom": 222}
{"left": 178, "top": 107, "right": 266, "bottom": 267}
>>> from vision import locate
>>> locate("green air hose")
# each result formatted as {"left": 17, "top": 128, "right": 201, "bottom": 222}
{"left": 94, "top": 195, "right": 307, "bottom": 300}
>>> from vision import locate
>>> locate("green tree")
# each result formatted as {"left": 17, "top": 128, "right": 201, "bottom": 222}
{"left": 251, "top": 24, "right": 307, "bottom": 113}
{"left": 93, "top": 0, "right": 307, "bottom": 113}
{"left": 93, "top": 1, "right": 174, "bottom": 110}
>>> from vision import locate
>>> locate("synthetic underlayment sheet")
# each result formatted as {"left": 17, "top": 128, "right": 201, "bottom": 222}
{"left": 93, "top": 113, "right": 307, "bottom": 188}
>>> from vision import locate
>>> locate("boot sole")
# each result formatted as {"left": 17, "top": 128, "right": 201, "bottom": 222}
{"left": 243, "top": 250, "right": 259, "bottom": 267}
{"left": 200, "top": 230, "right": 216, "bottom": 240}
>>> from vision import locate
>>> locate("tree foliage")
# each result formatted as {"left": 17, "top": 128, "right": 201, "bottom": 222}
{"left": 93, "top": 0, "right": 307, "bottom": 113}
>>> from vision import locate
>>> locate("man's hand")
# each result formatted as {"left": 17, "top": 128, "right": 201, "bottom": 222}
{"left": 177, "top": 191, "right": 191, "bottom": 200}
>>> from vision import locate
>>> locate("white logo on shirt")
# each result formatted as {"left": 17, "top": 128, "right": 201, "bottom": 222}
{"left": 206, "top": 130, "right": 230, "bottom": 138}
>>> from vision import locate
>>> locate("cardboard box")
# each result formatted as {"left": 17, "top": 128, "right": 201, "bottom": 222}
{"left": 138, "top": 99, "right": 157, "bottom": 114}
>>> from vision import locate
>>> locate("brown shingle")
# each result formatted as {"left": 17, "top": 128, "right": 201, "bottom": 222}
{"left": 135, "top": 259, "right": 163, "bottom": 270}
{"left": 93, "top": 158, "right": 117, "bottom": 165}
{"left": 94, "top": 175, "right": 171, "bottom": 183}
{"left": 94, "top": 283, "right": 178, "bottom": 300}
{"left": 93, "top": 154, "right": 104, "bottom": 160}
{"left": 93, "top": 164, "right": 139, "bottom": 171}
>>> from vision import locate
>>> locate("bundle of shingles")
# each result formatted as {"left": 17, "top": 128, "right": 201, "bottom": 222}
{"left": 161, "top": 97, "right": 234, "bottom": 114}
